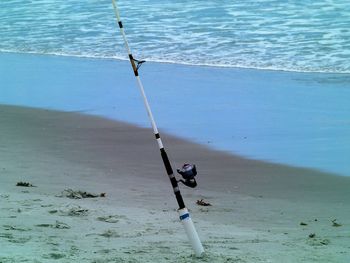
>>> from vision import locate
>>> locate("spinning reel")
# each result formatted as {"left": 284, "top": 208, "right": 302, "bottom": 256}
{"left": 177, "top": 163, "right": 198, "bottom": 188}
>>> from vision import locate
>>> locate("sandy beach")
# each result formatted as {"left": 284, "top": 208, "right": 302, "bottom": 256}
{"left": 1, "top": 104, "right": 350, "bottom": 262}
{"left": 2, "top": 0, "right": 350, "bottom": 261}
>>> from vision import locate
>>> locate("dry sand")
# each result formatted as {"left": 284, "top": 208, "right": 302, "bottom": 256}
{"left": 1, "top": 104, "right": 350, "bottom": 262}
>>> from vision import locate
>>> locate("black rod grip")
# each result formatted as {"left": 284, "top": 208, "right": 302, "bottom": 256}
{"left": 160, "top": 148, "right": 173, "bottom": 175}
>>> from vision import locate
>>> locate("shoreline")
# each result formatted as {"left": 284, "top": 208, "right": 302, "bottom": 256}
{"left": 1, "top": 104, "right": 350, "bottom": 262}
{"left": 2, "top": 103, "right": 350, "bottom": 203}
{"left": 1, "top": 50, "right": 350, "bottom": 75}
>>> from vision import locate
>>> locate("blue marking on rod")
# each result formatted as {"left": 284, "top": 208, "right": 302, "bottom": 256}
{"left": 179, "top": 213, "right": 190, "bottom": 221}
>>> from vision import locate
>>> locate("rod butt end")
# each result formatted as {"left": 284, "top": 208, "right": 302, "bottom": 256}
{"left": 178, "top": 208, "right": 205, "bottom": 257}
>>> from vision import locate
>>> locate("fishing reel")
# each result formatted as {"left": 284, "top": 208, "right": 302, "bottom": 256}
{"left": 177, "top": 163, "right": 198, "bottom": 188}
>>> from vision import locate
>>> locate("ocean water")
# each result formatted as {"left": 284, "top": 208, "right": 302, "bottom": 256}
{"left": 0, "top": 1, "right": 349, "bottom": 176}
{"left": 0, "top": 0, "right": 349, "bottom": 73}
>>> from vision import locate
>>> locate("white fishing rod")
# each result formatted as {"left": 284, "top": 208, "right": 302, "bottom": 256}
{"left": 112, "top": 0, "right": 204, "bottom": 257}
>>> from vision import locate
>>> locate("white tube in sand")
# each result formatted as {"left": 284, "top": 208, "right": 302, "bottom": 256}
{"left": 178, "top": 208, "right": 205, "bottom": 257}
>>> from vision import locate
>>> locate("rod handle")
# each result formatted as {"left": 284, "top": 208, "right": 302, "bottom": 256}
{"left": 178, "top": 208, "right": 205, "bottom": 257}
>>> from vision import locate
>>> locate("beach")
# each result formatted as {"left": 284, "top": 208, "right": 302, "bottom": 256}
{"left": 1, "top": 0, "right": 350, "bottom": 261}
{"left": 1, "top": 104, "right": 350, "bottom": 262}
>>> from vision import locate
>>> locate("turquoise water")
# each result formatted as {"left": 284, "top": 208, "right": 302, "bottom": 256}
{"left": 0, "top": 0, "right": 349, "bottom": 73}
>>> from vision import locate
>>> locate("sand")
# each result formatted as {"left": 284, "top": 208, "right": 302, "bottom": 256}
{"left": 0, "top": 104, "right": 350, "bottom": 262}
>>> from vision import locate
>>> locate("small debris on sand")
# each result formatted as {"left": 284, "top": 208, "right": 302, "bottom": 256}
{"left": 332, "top": 219, "right": 342, "bottom": 227}
{"left": 300, "top": 222, "right": 308, "bottom": 226}
{"left": 66, "top": 207, "right": 88, "bottom": 217}
{"left": 307, "top": 235, "right": 330, "bottom": 246}
{"left": 99, "top": 229, "right": 121, "bottom": 238}
{"left": 16, "top": 182, "right": 35, "bottom": 187}
{"left": 54, "top": 221, "right": 71, "bottom": 229}
{"left": 309, "top": 233, "right": 316, "bottom": 238}
{"left": 97, "top": 215, "right": 121, "bottom": 223}
{"left": 196, "top": 199, "right": 212, "bottom": 206}
{"left": 320, "top": 239, "right": 330, "bottom": 245}
{"left": 59, "top": 189, "right": 106, "bottom": 199}
{"left": 59, "top": 205, "right": 89, "bottom": 217}
{"left": 35, "top": 221, "right": 70, "bottom": 229}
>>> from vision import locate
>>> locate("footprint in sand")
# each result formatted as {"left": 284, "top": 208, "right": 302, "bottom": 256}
{"left": 0, "top": 232, "right": 31, "bottom": 244}
{"left": 1, "top": 225, "right": 32, "bottom": 244}
{"left": 96, "top": 215, "right": 127, "bottom": 223}
{"left": 86, "top": 229, "right": 121, "bottom": 238}
{"left": 35, "top": 221, "right": 71, "bottom": 229}
{"left": 58, "top": 204, "right": 89, "bottom": 217}
{"left": 99, "top": 229, "right": 121, "bottom": 238}
{"left": 307, "top": 236, "right": 330, "bottom": 246}
{"left": 42, "top": 253, "right": 66, "bottom": 260}
{"left": 3, "top": 225, "right": 31, "bottom": 232}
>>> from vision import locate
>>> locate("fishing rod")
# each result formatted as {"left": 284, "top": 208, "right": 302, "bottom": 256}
{"left": 111, "top": 0, "right": 204, "bottom": 257}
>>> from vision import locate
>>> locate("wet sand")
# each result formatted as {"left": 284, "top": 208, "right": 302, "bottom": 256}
{"left": 1, "top": 104, "right": 350, "bottom": 262}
